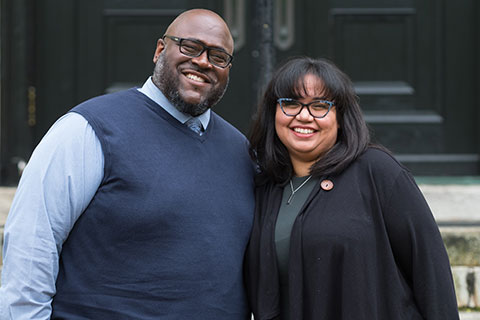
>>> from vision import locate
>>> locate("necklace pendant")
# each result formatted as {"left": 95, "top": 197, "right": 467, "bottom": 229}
{"left": 287, "top": 175, "right": 313, "bottom": 205}
{"left": 287, "top": 193, "right": 294, "bottom": 205}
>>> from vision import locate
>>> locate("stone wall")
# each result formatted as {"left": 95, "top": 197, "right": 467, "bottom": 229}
{"left": 420, "top": 183, "right": 480, "bottom": 318}
{"left": 0, "top": 187, "right": 15, "bottom": 268}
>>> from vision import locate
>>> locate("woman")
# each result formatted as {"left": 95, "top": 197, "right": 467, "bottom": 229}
{"left": 246, "top": 57, "right": 459, "bottom": 319}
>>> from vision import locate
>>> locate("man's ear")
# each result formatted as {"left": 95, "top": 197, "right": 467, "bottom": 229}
{"left": 153, "top": 38, "right": 165, "bottom": 63}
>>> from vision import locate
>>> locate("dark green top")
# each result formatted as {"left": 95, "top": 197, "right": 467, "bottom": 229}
{"left": 275, "top": 176, "right": 318, "bottom": 320}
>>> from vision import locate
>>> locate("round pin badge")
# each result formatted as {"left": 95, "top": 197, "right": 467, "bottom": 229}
{"left": 321, "top": 179, "right": 334, "bottom": 191}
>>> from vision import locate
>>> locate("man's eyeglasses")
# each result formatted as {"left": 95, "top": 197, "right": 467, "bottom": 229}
{"left": 162, "top": 35, "right": 233, "bottom": 68}
{"left": 277, "top": 98, "right": 335, "bottom": 119}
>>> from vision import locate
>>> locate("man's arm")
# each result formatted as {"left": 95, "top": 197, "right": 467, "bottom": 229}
{"left": 0, "top": 112, "right": 104, "bottom": 319}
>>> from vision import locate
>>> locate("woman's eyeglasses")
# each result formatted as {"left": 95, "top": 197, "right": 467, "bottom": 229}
{"left": 277, "top": 98, "right": 335, "bottom": 118}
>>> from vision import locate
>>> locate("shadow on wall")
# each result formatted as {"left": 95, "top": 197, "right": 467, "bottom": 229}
{"left": 453, "top": 266, "right": 480, "bottom": 310}
{"left": 442, "top": 228, "right": 480, "bottom": 311}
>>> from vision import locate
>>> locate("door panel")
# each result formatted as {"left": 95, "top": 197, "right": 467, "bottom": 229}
{"left": 67, "top": 0, "right": 252, "bottom": 133}
{"left": 77, "top": 3, "right": 187, "bottom": 98}
{"left": 300, "top": 0, "right": 479, "bottom": 173}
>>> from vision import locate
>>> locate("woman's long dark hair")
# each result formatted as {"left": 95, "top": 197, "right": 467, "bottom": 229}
{"left": 248, "top": 56, "right": 371, "bottom": 184}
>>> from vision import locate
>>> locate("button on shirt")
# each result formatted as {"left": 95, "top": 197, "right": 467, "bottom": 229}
{"left": 0, "top": 77, "right": 210, "bottom": 319}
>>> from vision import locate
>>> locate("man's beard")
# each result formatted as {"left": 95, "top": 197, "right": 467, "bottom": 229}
{"left": 152, "top": 53, "right": 229, "bottom": 117}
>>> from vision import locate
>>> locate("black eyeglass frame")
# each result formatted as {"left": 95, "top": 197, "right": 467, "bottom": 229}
{"left": 277, "top": 98, "right": 335, "bottom": 119}
{"left": 162, "top": 34, "right": 233, "bottom": 68}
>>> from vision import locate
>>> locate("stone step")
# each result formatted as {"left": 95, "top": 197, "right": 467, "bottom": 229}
{"left": 0, "top": 182, "right": 479, "bottom": 317}
{"left": 461, "top": 313, "right": 480, "bottom": 320}
{"left": 418, "top": 180, "right": 480, "bottom": 225}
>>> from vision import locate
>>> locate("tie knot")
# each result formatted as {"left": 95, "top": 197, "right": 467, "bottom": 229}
{"left": 185, "top": 117, "right": 204, "bottom": 135}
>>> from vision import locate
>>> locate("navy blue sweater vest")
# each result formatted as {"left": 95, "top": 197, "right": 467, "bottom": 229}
{"left": 51, "top": 89, "right": 255, "bottom": 319}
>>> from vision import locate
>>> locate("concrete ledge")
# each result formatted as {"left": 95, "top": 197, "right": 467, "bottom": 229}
{"left": 419, "top": 184, "right": 480, "bottom": 224}
{"left": 461, "top": 313, "right": 480, "bottom": 319}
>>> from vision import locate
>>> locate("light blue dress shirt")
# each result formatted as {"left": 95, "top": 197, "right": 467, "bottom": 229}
{"left": 0, "top": 77, "right": 210, "bottom": 319}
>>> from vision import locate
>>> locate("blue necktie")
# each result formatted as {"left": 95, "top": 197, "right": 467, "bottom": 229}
{"left": 185, "top": 117, "right": 204, "bottom": 135}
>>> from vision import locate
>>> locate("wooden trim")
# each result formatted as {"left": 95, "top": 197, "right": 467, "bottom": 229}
{"left": 397, "top": 154, "right": 480, "bottom": 163}
{"left": 0, "top": 0, "right": 35, "bottom": 184}
{"left": 477, "top": 0, "right": 480, "bottom": 167}
{"left": 364, "top": 111, "right": 443, "bottom": 124}
{"left": 0, "top": 0, "right": 8, "bottom": 180}
{"left": 329, "top": 8, "right": 416, "bottom": 16}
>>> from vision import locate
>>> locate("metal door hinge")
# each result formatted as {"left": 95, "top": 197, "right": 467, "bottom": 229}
{"left": 27, "top": 86, "right": 36, "bottom": 127}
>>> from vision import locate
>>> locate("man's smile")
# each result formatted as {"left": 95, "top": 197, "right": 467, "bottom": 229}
{"left": 185, "top": 73, "right": 206, "bottom": 83}
{"left": 181, "top": 68, "right": 211, "bottom": 85}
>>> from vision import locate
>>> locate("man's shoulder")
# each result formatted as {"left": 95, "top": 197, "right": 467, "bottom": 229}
{"left": 75, "top": 88, "right": 141, "bottom": 108}
{"left": 71, "top": 88, "right": 150, "bottom": 121}
{"left": 69, "top": 88, "right": 153, "bottom": 133}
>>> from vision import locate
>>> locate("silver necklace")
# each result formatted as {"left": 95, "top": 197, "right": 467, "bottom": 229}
{"left": 287, "top": 175, "right": 312, "bottom": 205}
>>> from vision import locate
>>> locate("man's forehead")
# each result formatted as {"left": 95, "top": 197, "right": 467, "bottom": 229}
{"left": 166, "top": 12, "right": 233, "bottom": 53}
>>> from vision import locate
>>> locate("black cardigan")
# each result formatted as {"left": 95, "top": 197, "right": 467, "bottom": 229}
{"left": 245, "top": 148, "right": 459, "bottom": 320}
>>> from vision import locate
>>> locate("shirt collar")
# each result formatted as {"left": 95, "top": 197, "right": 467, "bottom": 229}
{"left": 137, "top": 77, "right": 210, "bottom": 129}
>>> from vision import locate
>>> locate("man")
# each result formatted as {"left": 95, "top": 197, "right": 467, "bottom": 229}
{"left": 0, "top": 9, "right": 255, "bottom": 319}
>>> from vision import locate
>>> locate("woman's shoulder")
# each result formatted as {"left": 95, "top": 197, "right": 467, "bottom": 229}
{"left": 354, "top": 146, "right": 410, "bottom": 178}
{"left": 358, "top": 146, "right": 404, "bottom": 166}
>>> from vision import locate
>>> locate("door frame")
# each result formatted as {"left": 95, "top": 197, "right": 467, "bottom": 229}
{"left": 0, "top": 0, "right": 37, "bottom": 185}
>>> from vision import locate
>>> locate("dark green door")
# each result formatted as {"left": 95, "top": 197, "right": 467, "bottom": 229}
{"left": 2, "top": 0, "right": 479, "bottom": 184}
{"left": 278, "top": 0, "right": 479, "bottom": 174}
